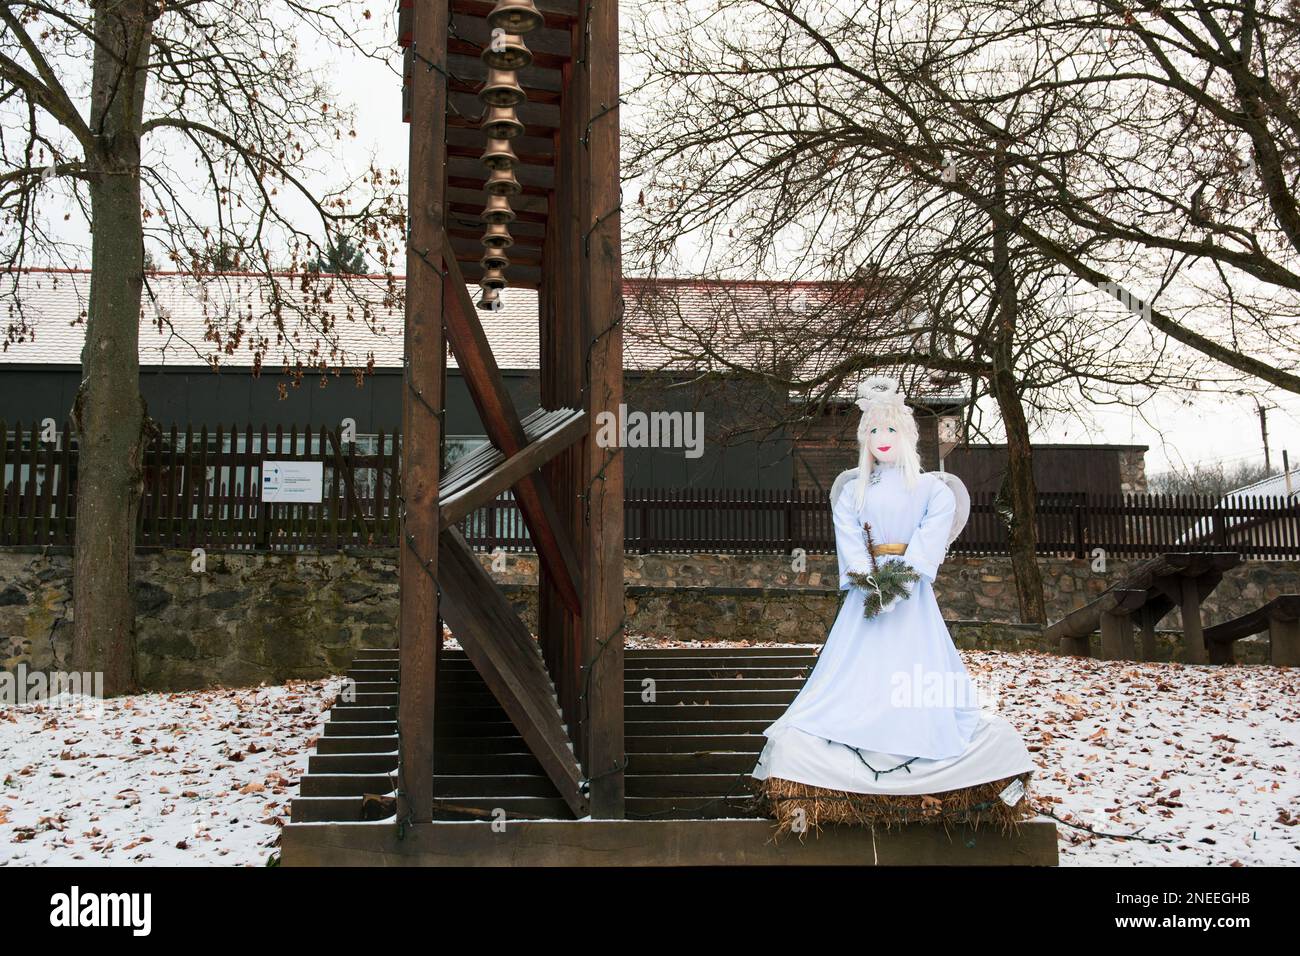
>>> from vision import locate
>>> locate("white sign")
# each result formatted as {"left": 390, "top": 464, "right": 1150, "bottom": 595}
{"left": 261, "top": 461, "right": 324, "bottom": 503}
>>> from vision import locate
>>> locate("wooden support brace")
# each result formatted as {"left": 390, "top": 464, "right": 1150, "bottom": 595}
{"left": 437, "top": 526, "right": 588, "bottom": 817}
{"left": 1205, "top": 595, "right": 1300, "bottom": 666}
{"left": 439, "top": 410, "right": 588, "bottom": 531}
{"left": 440, "top": 241, "right": 585, "bottom": 616}
{"left": 1179, "top": 576, "right": 1208, "bottom": 664}
{"left": 1099, "top": 611, "right": 1135, "bottom": 661}
{"left": 396, "top": 0, "right": 448, "bottom": 826}
{"left": 1139, "top": 611, "right": 1158, "bottom": 661}
{"left": 1271, "top": 617, "right": 1300, "bottom": 667}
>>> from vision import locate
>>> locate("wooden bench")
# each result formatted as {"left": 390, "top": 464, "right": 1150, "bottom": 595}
{"left": 1045, "top": 552, "right": 1240, "bottom": 663}
{"left": 1204, "top": 595, "right": 1300, "bottom": 666}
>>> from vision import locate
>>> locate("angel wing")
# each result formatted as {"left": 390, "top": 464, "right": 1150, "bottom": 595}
{"left": 829, "top": 468, "right": 859, "bottom": 510}
{"left": 930, "top": 471, "right": 970, "bottom": 547}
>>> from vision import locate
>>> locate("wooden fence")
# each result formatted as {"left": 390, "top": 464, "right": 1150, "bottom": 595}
{"left": 2, "top": 421, "right": 1298, "bottom": 558}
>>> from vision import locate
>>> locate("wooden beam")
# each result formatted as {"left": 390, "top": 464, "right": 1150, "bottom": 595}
{"left": 1046, "top": 588, "right": 1145, "bottom": 656}
{"left": 576, "top": 0, "right": 626, "bottom": 819}
{"left": 437, "top": 527, "right": 587, "bottom": 817}
{"left": 450, "top": 0, "right": 579, "bottom": 29}
{"left": 1179, "top": 577, "right": 1208, "bottom": 664}
{"left": 397, "top": 0, "right": 449, "bottom": 826}
{"left": 1204, "top": 594, "right": 1300, "bottom": 665}
{"left": 439, "top": 410, "right": 588, "bottom": 530}
{"left": 1272, "top": 616, "right": 1300, "bottom": 666}
{"left": 282, "top": 818, "right": 1060, "bottom": 867}
{"left": 440, "top": 236, "right": 584, "bottom": 616}
{"left": 1099, "top": 611, "right": 1135, "bottom": 660}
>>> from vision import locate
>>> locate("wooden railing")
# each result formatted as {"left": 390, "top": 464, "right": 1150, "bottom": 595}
{"left": 3, "top": 421, "right": 1297, "bottom": 558}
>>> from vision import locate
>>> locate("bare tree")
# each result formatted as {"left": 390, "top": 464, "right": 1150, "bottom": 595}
{"left": 625, "top": 0, "right": 1276, "bottom": 619}
{"left": 1, "top": 1, "right": 404, "bottom": 692}
{"left": 630, "top": 0, "right": 1300, "bottom": 383}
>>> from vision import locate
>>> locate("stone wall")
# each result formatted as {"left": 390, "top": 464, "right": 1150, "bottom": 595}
{"left": 2, "top": 549, "right": 403, "bottom": 690}
{"left": 2, "top": 547, "right": 1293, "bottom": 689}
{"left": 1117, "top": 447, "right": 1149, "bottom": 493}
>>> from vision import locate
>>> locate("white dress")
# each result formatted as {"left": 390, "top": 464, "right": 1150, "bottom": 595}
{"left": 751, "top": 463, "right": 1033, "bottom": 795}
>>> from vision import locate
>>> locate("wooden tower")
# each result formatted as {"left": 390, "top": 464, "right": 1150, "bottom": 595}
{"left": 395, "top": 0, "right": 625, "bottom": 825}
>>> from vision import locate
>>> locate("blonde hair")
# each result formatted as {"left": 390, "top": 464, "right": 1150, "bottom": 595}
{"left": 854, "top": 399, "right": 922, "bottom": 510}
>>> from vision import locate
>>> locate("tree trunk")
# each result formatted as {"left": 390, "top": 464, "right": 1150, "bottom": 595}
{"left": 70, "top": 2, "right": 155, "bottom": 695}
{"left": 990, "top": 375, "right": 1046, "bottom": 624}
{"left": 988, "top": 155, "right": 1047, "bottom": 625}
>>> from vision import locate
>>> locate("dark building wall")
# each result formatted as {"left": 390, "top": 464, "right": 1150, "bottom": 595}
{"left": 944, "top": 444, "right": 1149, "bottom": 497}
{"left": 0, "top": 365, "right": 792, "bottom": 490}
{"left": 623, "top": 373, "right": 792, "bottom": 489}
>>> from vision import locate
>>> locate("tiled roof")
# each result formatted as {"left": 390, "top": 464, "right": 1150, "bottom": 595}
{"left": 0, "top": 269, "right": 537, "bottom": 372}
{"left": 0, "top": 269, "right": 967, "bottom": 403}
{"left": 622, "top": 277, "right": 966, "bottom": 405}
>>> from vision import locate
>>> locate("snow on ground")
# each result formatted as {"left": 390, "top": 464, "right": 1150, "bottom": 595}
{"left": 0, "top": 679, "right": 340, "bottom": 866}
{"left": 962, "top": 650, "right": 1300, "bottom": 866}
{"left": 1, "top": 652, "right": 1297, "bottom": 866}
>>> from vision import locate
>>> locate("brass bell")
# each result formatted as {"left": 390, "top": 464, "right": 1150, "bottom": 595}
{"left": 481, "top": 138, "right": 519, "bottom": 171}
{"left": 480, "top": 68, "right": 526, "bottom": 108}
{"left": 481, "top": 247, "right": 510, "bottom": 270}
{"left": 481, "top": 193, "right": 516, "bottom": 225}
{"left": 481, "top": 33, "right": 532, "bottom": 71}
{"left": 487, "top": 0, "right": 543, "bottom": 35}
{"left": 480, "top": 105, "right": 524, "bottom": 140}
{"left": 481, "top": 266, "right": 508, "bottom": 290}
{"left": 485, "top": 167, "right": 522, "bottom": 196}
{"left": 477, "top": 287, "right": 503, "bottom": 312}
{"left": 481, "top": 224, "right": 515, "bottom": 249}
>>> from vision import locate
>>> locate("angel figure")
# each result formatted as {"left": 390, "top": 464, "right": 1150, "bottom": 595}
{"left": 751, "top": 376, "right": 1035, "bottom": 831}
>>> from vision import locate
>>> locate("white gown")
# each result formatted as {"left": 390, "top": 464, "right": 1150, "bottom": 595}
{"left": 751, "top": 464, "right": 1034, "bottom": 796}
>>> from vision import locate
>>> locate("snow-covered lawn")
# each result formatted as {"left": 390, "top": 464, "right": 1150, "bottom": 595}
{"left": 965, "top": 650, "right": 1300, "bottom": 866}
{"left": 0, "top": 679, "right": 339, "bottom": 866}
{"left": 1, "top": 652, "right": 1296, "bottom": 866}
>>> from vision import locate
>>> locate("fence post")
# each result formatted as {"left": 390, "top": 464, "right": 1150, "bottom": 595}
{"left": 785, "top": 491, "right": 796, "bottom": 555}
{"left": 1073, "top": 501, "right": 1086, "bottom": 559}
{"left": 485, "top": 496, "right": 498, "bottom": 551}
{"left": 641, "top": 494, "right": 651, "bottom": 555}
{"left": 1212, "top": 504, "right": 1227, "bottom": 547}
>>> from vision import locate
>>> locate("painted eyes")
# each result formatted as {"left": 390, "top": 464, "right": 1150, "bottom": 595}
{"left": 868, "top": 427, "right": 898, "bottom": 435}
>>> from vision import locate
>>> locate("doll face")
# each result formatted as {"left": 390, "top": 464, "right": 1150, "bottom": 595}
{"left": 868, "top": 425, "right": 901, "bottom": 464}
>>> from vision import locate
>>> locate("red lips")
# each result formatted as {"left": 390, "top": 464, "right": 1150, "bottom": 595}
{"left": 876, "top": 445, "right": 892, "bottom": 452}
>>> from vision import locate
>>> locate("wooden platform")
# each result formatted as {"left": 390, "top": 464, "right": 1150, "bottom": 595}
{"left": 281, "top": 817, "right": 1059, "bottom": 866}
{"left": 282, "top": 645, "right": 1058, "bottom": 865}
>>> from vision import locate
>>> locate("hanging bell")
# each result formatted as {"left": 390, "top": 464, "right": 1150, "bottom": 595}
{"left": 481, "top": 33, "right": 532, "bottom": 71}
{"left": 480, "top": 68, "right": 526, "bottom": 108}
{"left": 480, "top": 266, "right": 509, "bottom": 290}
{"left": 485, "top": 167, "right": 522, "bottom": 196}
{"left": 487, "top": 0, "right": 543, "bottom": 35}
{"left": 481, "top": 138, "right": 519, "bottom": 171}
{"left": 477, "top": 286, "right": 503, "bottom": 312}
{"left": 481, "top": 247, "right": 510, "bottom": 270}
{"left": 481, "top": 193, "right": 516, "bottom": 225}
{"left": 481, "top": 224, "right": 515, "bottom": 249}
{"left": 480, "top": 105, "right": 524, "bottom": 140}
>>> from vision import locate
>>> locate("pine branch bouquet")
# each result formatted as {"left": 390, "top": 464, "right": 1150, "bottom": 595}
{"left": 848, "top": 522, "right": 920, "bottom": 620}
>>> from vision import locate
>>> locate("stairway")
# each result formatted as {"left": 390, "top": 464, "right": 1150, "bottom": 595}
{"left": 290, "top": 645, "right": 818, "bottom": 824}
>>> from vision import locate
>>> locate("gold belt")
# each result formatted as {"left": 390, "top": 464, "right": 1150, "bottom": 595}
{"left": 871, "top": 543, "right": 907, "bottom": 556}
